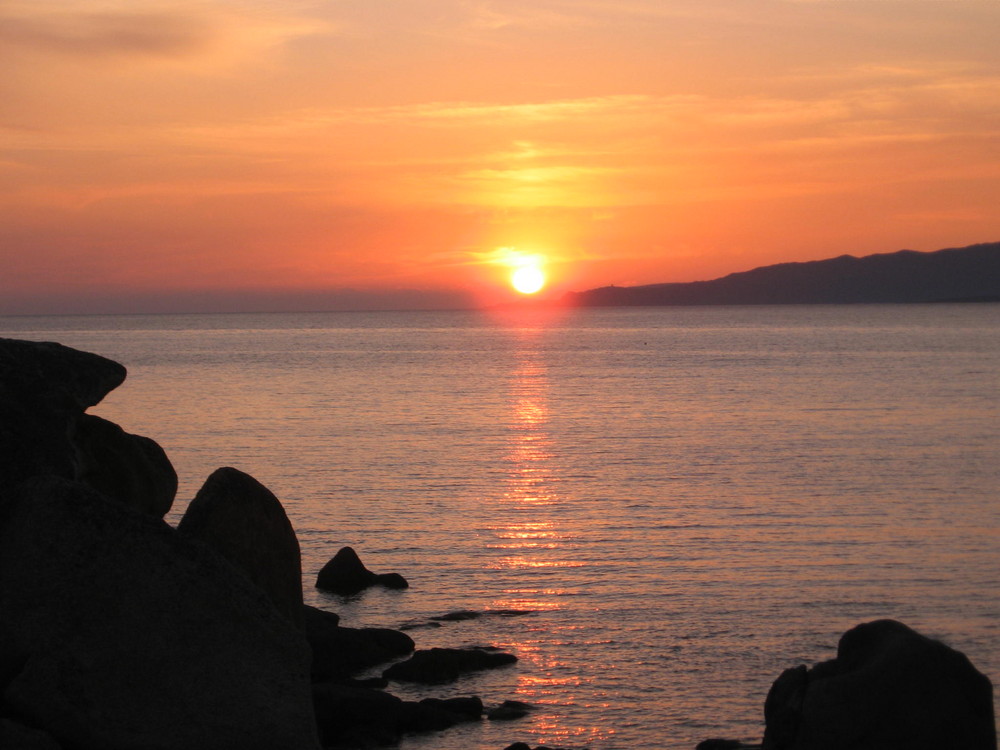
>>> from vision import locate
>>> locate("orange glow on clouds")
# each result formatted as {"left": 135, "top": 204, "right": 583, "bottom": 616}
{"left": 1, "top": 0, "right": 999, "bottom": 313}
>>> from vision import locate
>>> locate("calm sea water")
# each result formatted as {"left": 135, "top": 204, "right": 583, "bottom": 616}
{"left": 2, "top": 305, "right": 998, "bottom": 749}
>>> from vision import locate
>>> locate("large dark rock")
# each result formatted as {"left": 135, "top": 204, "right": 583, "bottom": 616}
{"left": 383, "top": 647, "right": 518, "bottom": 684}
{"left": 0, "top": 338, "right": 125, "bottom": 494}
{"left": 0, "top": 477, "right": 320, "bottom": 750}
{"left": 312, "top": 683, "right": 405, "bottom": 747}
{"left": 73, "top": 413, "right": 177, "bottom": 517}
{"left": 178, "top": 467, "right": 304, "bottom": 627}
{"left": 304, "top": 605, "right": 414, "bottom": 680}
{"left": 761, "top": 619, "right": 996, "bottom": 750}
{"left": 315, "top": 546, "right": 409, "bottom": 595}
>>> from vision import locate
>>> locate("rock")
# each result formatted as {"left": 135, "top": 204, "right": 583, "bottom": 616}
{"left": 0, "top": 477, "right": 320, "bottom": 750}
{"left": 504, "top": 744, "right": 533, "bottom": 750}
{"left": 488, "top": 699, "right": 534, "bottom": 721}
{"left": 697, "top": 740, "right": 760, "bottom": 750}
{"left": 315, "top": 546, "right": 409, "bottom": 595}
{"left": 178, "top": 467, "right": 304, "bottom": 627}
{"left": 72, "top": 413, "right": 177, "bottom": 517}
{"left": 304, "top": 605, "right": 414, "bottom": 680}
{"left": 0, "top": 719, "right": 63, "bottom": 749}
{"left": 420, "top": 695, "right": 484, "bottom": 720}
{"left": 761, "top": 619, "right": 996, "bottom": 750}
{"left": 383, "top": 647, "right": 518, "bottom": 684}
{"left": 0, "top": 338, "right": 125, "bottom": 494}
{"left": 431, "top": 609, "right": 483, "bottom": 621}
{"left": 312, "top": 682, "right": 405, "bottom": 748}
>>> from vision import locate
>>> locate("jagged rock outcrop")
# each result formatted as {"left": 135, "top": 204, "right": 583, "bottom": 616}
{"left": 178, "top": 467, "right": 304, "bottom": 627}
{"left": 315, "top": 545, "right": 409, "bottom": 595}
{"left": 761, "top": 619, "right": 995, "bottom": 750}
{"left": 0, "top": 477, "right": 320, "bottom": 750}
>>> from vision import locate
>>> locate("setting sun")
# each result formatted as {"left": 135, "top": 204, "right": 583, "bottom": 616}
{"left": 511, "top": 266, "right": 546, "bottom": 294}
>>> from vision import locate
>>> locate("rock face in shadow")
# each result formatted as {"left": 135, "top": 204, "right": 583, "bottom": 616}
{"left": 73, "top": 413, "right": 177, "bottom": 517}
{"left": 761, "top": 619, "right": 996, "bottom": 750}
{"left": 0, "top": 338, "right": 125, "bottom": 494}
{"left": 178, "top": 467, "right": 304, "bottom": 628}
{"left": 0, "top": 477, "right": 320, "bottom": 750}
{"left": 315, "top": 545, "right": 409, "bottom": 595}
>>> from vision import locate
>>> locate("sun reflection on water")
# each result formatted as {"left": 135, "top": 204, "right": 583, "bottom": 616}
{"left": 481, "top": 325, "right": 615, "bottom": 746}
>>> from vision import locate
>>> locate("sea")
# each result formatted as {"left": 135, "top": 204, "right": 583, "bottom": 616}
{"left": 1, "top": 304, "right": 998, "bottom": 750}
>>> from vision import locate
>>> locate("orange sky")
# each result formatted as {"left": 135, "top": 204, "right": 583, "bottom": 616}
{"left": 2, "top": 0, "right": 999, "bottom": 313}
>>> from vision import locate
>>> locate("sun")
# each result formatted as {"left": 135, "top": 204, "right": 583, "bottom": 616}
{"left": 511, "top": 265, "right": 546, "bottom": 294}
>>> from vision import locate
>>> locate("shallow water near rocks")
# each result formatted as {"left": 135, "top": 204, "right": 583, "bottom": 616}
{"left": 3, "top": 304, "right": 998, "bottom": 750}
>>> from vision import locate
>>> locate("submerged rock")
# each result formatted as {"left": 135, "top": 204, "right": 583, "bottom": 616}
{"left": 0, "top": 477, "right": 320, "bottom": 750}
{"left": 761, "top": 619, "right": 995, "bottom": 750}
{"left": 383, "top": 647, "right": 518, "bottom": 684}
{"left": 315, "top": 545, "right": 409, "bottom": 595}
{"left": 178, "top": 467, "right": 304, "bottom": 627}
{"left": 488, "top": 700, "right": 535, "bottom": 721}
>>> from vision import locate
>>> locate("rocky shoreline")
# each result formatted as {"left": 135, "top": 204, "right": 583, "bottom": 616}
{"left": 0, "top": 337, "right": 995, "bottom": 750}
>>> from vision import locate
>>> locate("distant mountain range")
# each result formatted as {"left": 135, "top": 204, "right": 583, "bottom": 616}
{"left": 564, "top": 242, "right": 1000, "bottom": 306}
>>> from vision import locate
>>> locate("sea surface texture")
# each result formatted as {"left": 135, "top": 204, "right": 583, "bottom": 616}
{"left": 3, "top": 305, "right": 998, "bottom": 750}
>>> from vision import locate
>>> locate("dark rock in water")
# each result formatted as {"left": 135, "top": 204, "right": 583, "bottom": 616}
{"left": 504, "top": 744, "right": 533, "bottom": 750}
{"left": 304, "top": 605, "right": 414, "bottom": 680}
{"left": 0, "top": 477, "right": 320, "bottom": 750}
{"left": 761, "top": 619, "right": 996, "bottom": 750}
{"left": 383, "top": 647, "right": 518, "bottom": 684}
{"left": 178, "top": 467, "right": 304, "bottom": 627}
{"left": 312, "top": 682, "right": 405, "bottom": 748}
{"left": 432, "top": 609, "right": 483, "bottom": 621}
{"left": 316, "top": 545, "right": 409, "bottom": 594}
{"left": 697, "top": 740, "right": 760, "bottom": 750}
{"left": 0, "top": 338, "right": 125, "bottom": 494}
{"left": 488, "top": 699, "right": 534, "bottom": 721}
{"left": 73, "top": 413, "right": 177, "bottom": 517}
{"left": 420, "top": 695, "right": 484, "bottom": 720}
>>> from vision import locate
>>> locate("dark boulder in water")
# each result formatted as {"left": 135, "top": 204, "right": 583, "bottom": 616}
{"left": 315, "top": 545, "right": 409, "bottom": 594}
{"left": 488, "top": 699, "right": 535, "bottom": 721}
{"left": 0, "top": 477, "right": 320, "bottom": 750}
{"left": 312, "top": 682, "right": 405, "bottom": 748}
{"left": 0, "top": 338, "right": 125, "bottom": 494}
{"left": 304, "top": 604, "right": 414, "bottom": 680}
{"left": 761, "top": 619, "right": 996, "bottom": 750}
{"left": 178, "top": 466, "right": 304, "bottom": 627}
{"left": 383, "top": 647, "right": 518, "bottom": 684}
{"left": 73, "top": 413, "right": 177, "bottom": 517}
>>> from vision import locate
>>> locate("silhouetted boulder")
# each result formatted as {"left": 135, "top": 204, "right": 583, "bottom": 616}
{"left": 73, "top": 413, "right": 177, "bottom": 517}
{"left": 383, "top": 647, "right": 518, "bottom": 684}
{"left": 178, "top": 467, "right": 304, "bottom": 627}
{"left": 761, "top": 619, "right": 996, "bottom": 750}
{"left": 0, "top": 477, "right": 320, "bottom": 750}
{"left": 312, "top": 683, "right": 405, "bottom": 747}
{"left": 0, "top": 338, "right": 125, "bottom": 494}
{"left": 315, "top": 545, "right": 409, "bottom": 594}
{"left": 304, "top": 605, "right": 414, "bottom": 679}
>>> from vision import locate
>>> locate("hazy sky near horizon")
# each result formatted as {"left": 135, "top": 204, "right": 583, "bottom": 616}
{"left": 2, "top": 0, "right": 999, "bottom": 313}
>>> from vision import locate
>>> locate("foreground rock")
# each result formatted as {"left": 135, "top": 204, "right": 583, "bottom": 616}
{"left": 0, "top": 337, "right": 176, "bottom": 517}
{"left": 316, "top": 545, "right": 409, "bottom": 595}
{"left": 179, "top": 466, "right": 304, "bottom": 627}
{"left": 761, "top": 619, "right": 995, "bottom": 750}
{"left": 0, "top": 477, "right": 320, "bottom": 750}
{"left": 74, "top": 413, "right": 178, "bottom": 517}
{"left": 383, "top": 647, "right": 518, "bottom": 684}
{"left": 0, "top": 338, "right": 125, "bottom": 493}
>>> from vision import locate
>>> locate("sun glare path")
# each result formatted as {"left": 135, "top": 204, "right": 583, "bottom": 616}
{"left": 512, "top": 265, "right": 546, "bottom": 294}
